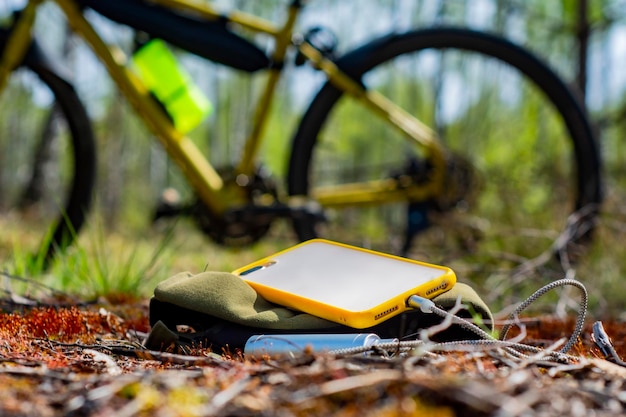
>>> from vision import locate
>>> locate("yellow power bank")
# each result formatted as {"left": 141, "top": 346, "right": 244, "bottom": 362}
{"left": 233, "top": 239, "right": 456, "bottom": 328}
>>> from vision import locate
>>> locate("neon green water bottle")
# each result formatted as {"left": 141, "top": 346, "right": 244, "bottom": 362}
{"left": 132, "top": 39, "right": 212, "bottom": 134}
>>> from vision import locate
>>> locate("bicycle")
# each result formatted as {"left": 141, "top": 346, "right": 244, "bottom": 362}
{"left": 0, "top": 0, "right": 602, "bottom": 277}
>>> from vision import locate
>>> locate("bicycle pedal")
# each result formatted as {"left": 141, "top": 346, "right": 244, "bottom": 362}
{"left": 153, "top": 188, "right": 188, "bottom": 221}
{"left": 289, "top": 202, "right": 326, "bottom": 223}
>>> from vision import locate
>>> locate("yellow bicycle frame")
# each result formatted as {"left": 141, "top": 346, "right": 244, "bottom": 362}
{"left": 0, "top": 0, "right": 446, "bottom": 216}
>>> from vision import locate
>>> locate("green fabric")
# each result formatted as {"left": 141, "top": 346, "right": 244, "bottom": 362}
{"left": 154, "top": 271, "right": 335, "bottom": 329}
{"left": 144, "top": 320, "right": 179, "bottom": 351}
{"left": 154, "top": 271, "right": 492, "bottom": 330}
{"left": 430, "top": 281, "right": 493, "bottom": 325}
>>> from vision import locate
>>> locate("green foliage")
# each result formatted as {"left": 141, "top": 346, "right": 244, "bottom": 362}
{"left": 8, "top": 233, "right": 55, "bottom": 280}
{"left": 62, "top": 225, "right": 172, "bottom": 296}
{"left": 1, "top": 0, "right": 625, "bottom": 316}
{"left": 3, "top": 213, "right": 178, "bottom": 298}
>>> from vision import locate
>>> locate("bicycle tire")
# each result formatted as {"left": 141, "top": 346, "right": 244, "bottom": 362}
{"left": 0, "top": 30, "right": 96, "bottom": 264}
{"left": 288, "top": 27, "right": 601, "bottom": 278}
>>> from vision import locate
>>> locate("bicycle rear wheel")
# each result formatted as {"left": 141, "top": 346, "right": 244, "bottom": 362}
{"left": 0, "top": 32, "right": 96, "bottom": 265}
{"left": 288, "top": 28, "right": 601, "bottom": 279}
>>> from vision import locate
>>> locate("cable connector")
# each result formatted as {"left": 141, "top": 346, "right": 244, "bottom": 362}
{"left": 407, "top": 295, "right": 435, "bottom": 313}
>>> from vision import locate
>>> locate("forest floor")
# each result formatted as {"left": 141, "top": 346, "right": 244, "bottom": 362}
{"left": 2, "top": 284, "right": 626, "bottom": 417}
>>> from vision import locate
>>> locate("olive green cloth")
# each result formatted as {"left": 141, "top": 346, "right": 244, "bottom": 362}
{"left": 153, "top": 271, "right": 493, "bottom": 329}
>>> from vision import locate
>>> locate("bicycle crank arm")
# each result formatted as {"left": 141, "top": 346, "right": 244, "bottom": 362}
{"left": 225, "top": 200, "right": 326, "bottom": 222}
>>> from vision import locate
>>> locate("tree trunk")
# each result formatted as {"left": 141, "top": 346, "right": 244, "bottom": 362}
{"left": 18, "top": 23, "right": 73, "bottom": 209}
{"left": 575, "top": 0, "right": 590, "bottom": 101}
{"left": 18, "top": 104, "right": 60, "bottom": 210}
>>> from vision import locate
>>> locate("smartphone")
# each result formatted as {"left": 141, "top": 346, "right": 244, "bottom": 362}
{"left": 232, "top": 239, "right": 456, "bottom": 329}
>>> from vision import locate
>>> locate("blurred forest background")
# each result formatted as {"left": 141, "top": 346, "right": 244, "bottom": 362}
{"left": 1, "top": 0, "right": 626, "bottom": 308}
{"left": 1, "top": 0, "right": 624, "bottom": 228}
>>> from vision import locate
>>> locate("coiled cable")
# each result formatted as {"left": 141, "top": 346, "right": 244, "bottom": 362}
{"left": 330, "top": 278, "right": 588, "bottom": 361}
